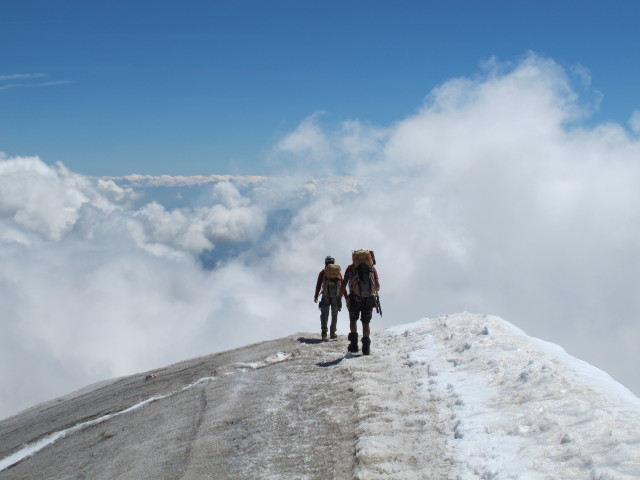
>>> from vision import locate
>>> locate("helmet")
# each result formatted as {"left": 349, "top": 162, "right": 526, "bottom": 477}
{"left": 324, "top": 256, "right": 335, "bottom": 264}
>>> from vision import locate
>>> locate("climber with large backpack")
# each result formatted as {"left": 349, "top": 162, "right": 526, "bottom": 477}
{"left": 314, "top": 256, "right": 344, "bottom": 339}
{"left": 340, "top": 249, "right": 380, "bottom": 355}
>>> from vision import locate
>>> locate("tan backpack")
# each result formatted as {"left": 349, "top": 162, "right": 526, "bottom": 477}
{"left": 352, "top": 249, "right": 375, "bottom": 268}
{"left": 349, "top": 249, "right": 378, "bottom": 297}
{"left": 322, "top": 264, "right": 341, "bottom": 297}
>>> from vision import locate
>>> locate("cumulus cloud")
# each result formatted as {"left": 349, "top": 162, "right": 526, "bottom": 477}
{"left": 1, "top": 53, "right": 640, "bottom": 419}
{"left": 134, "top": 182, "right": 266, "bottom": 254}
{"left": 269, "top": 113, "right": 388, "bottom": 176}
{"left": 0, "top": 157, "right": 92, "bottom": 241}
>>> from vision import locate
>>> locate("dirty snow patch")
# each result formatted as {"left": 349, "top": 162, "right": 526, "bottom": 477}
{"left": 234, "top": 351, "right": 294, "bottom": 370}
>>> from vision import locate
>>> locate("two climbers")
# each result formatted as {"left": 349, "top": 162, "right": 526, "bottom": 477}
{"left": 313, "top": 250, "right": 380, "bottom": 355}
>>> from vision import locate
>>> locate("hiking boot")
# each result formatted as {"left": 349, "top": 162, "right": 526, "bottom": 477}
{"left": 330, "top": 332, "right": 337, "bottom": 339}
{"left": 362, "top": 337, "right": 371, "bottom": 355}
{"left": 321, "top": 328, "right": 328, "bottom": 339}
{"left": 347, "top": 332, "right": 359, "bottom": 353}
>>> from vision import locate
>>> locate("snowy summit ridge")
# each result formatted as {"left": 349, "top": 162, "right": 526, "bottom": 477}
{"left": 1, "top": 313, "right": 639, "bottom": 479}
{"left": 395, "top": 313, "right": 640, "bottom": 479}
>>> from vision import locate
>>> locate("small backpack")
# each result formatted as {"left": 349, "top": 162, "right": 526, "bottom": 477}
{"left": 322, "top": 264, "right": 341, "bottom": 298}
{"left": 349, "top": 250, "right": 377, "bottom": 298}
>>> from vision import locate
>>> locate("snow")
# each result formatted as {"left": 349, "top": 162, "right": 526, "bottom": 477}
{"left": 233, "top": 351, "right": 294, "bottom": 370}
{"left": 357, "top": 313, "right": 640, "bottom": 479}
{"left": 2, "top": 312, "right": 640, "bottom": 479}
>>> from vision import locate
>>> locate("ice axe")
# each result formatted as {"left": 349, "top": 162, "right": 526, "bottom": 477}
{"left": 375, "top": 294, "right": 382, "bottom": 317}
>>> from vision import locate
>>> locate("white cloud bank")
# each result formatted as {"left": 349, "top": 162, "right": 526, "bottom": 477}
{"left": 1, "top": 53, "right": 640, "bottom": 419}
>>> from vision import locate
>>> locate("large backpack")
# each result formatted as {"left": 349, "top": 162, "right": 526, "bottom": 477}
{"left": 322, "top": 264, "right": 341, "bottom": 298}
{"left": 348, "top": 249, "right": 377, "bottom": 298}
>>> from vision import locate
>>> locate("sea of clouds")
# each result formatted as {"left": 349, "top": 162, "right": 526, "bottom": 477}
{"left": 1, "top": 54, "right": 639, "bottom": 419}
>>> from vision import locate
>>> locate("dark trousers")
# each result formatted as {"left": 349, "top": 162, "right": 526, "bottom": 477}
{"left": 347, "top": 295, "right": 374, "bottom": 324}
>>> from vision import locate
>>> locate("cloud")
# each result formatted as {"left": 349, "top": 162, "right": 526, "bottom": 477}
{"left": 0, "top": 157, "right": 92, "bottom": 241}
{"left": 630, "top": 110, "right": 640, "bottom": 134}
{"left": 269, "top": 113, "right": 388, "bottom": 176}
{"left": 1, "top": 53, "right": 640, "bottom": 419}
{"left": 102, "top": 173, "right": 269, "bottom": 188}
{"left": 0, "top": 73, "right": 73, "bottom": 91}
{"left": 0, "top": 73, "right": 47, "bottom": 81}
{"left": 134, "top": 182, "right": 267, "bottom": 254}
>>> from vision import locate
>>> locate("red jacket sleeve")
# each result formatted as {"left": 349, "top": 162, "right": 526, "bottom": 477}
{"left": 314, "top": 270, "right": 324, "bottom": 299}
{"left": 340, "top": 265, "right": 352, "bottom": 298}
{"left": 373, "top": 267, "right": 380, "bottom": 291}
{"left": 340, "top": 273, "right": 347, "bottom": 298}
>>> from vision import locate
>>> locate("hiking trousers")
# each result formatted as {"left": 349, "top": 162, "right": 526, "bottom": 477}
{"left": 319, "top": 297, "right": 340, "bottom": 333}
{"left": 347, "top": 295, "right": 374, "bottom": 324}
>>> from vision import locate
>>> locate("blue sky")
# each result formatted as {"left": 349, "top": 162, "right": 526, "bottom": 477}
{"left": 1, "top": 0, "right": 638, "bottom": 176}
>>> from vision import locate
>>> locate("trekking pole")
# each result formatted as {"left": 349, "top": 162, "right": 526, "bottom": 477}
{"left": 375, "top": 294, "right": 382, "bottom": 317}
